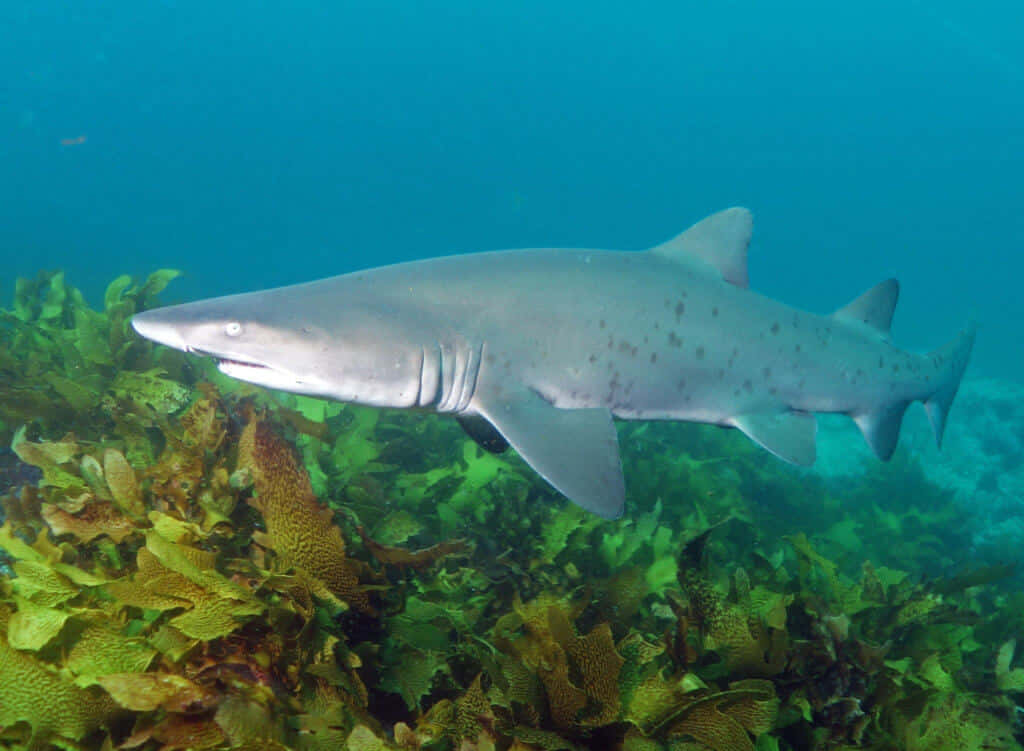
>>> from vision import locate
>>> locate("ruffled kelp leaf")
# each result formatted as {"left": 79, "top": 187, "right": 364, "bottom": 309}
{"left": 10, "top": 559, "right": 79, "bottom": 606}
{"left": 105, "top": 538, "right": 263, "bottom": 641}
{"left": 179, "top": 392, "right": 228, "bottom": 449}
{"left": 110, "top": 368, "right": 190, "bottom": 415}
{"left": 66, "top": 621, "right": 158, "bottom": 687}
{"left": 7, "top": 595, "right": 71, "bottom": 650}
{"left": 455, "top": 673, "right": 495, "bottom": 741}
{"left": 893, "top": 592, "right": 943, "bottom": 627}
{"left": 539, "top": 504, "right": 600, "bottom": 565}
{"left": 214, "top": 693, "right": 282, "bottom": 747}
{"left": 601, "top": 566, "right": 650, "bottom": 622}
{"left": 103, "top": 552, "right": 194, "bottom": 612}
{"left": 344, "top": 724, "right": 396, "bottom": 751}
{"left": 140, "top": 531, "right": 265, "bottom": 639}
{"left": 893, "top": 692, "right": 1017, "bottom": 751}
{"left": 143, "top": 527, "right": 248, "bottom": 599}
{"left": 662, "top": 679, "right": 778, "bottom": 751}
{"left": 551, "top": 613, "right": 624, "bottom": 726}
{"left": 380, "top": 647, "right": 450, "bottom": 711}
{"left": 11, "top": 426, "right": 89, "bottom": 495}
{"left": 170, "top": 593, "right": 265, "bottom": 641}
{"left": 147, "top": 624, "right": 196, "bottom": 662}
{"left": 292, "top": 684, "right": 372, "bottom": 750}
{"left": 238, "top": 413, "right": 373, "bottom": 613}
{"left": 600, "top": 500, "right": 665, "bottom": 569}
{"left": 677, "top": 553, "right": 786, "bottom": 678}
{"left": 130, "top": 714, "right": 228, "bottom": 750}
{"left": 148, "top": 509, "right": 206, "bottom": 543}
{"left": 372, "top": 509, "right": 423, "bottom": 546}
{"left": 96, "top": 671, "right": 216, "bottom": 712}
{"left": 0, "top": 521, "right": 47, "bottom": 563}
{"left": 505, "top": 595, "right": 625, "bottom": 729}
{"left": 102, "top": 447, "right": 145, "bottom": 518}
{"left": 622, "top": 670, "right": 702, "bottom": 737}
{"left": 0, "top": 633, "right": 118, "bottom": 743}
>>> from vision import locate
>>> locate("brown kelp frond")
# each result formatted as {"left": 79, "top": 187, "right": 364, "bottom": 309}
{"left": 237, "top": 411, "right": 376, "bottom": 613}
{"left": 2, "top": 271, "right": 1023, "bottom": 750}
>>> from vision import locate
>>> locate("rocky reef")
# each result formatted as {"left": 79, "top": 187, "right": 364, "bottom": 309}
{"left": 0, "top": 271, "right": 1021, "bottom": 750}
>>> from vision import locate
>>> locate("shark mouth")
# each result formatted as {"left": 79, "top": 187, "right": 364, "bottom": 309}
{"left": 188, "top": 348, "right": 278, "bottom": 380}
{"left": 214, "top": 356, "right": 269, "bottom": 371}
{"left": 188, "top": 348, "right": 271, "bottom": 372}
{"left": 189, "top": 348, "right": 316, "bottom": 392}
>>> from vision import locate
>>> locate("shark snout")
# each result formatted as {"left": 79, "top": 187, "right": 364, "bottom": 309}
{"left": 131, "top": 310, "right": 190, "bottom": 352}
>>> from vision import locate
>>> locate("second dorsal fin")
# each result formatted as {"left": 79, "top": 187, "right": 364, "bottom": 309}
{"left": 833, "top": 279, "right": 899, "bottom": 336}
{"left": 649, "top": 207, "right": 753, "bottom": 288}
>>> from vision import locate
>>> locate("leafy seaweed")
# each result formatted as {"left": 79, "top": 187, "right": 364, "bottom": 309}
{"left": 1, "top": 270, "right": 1022, "bottom": 750}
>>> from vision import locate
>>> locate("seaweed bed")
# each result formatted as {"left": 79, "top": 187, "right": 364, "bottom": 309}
{"left": 0, "top": 270, "right": 1022, "bottom": 751}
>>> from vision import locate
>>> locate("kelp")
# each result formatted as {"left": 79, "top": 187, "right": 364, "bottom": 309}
{"left": 0, "top": 270, "right": 188, "bottom": 444}
{"left": 0, "top": 270, "right": 1022, "bottom": 750}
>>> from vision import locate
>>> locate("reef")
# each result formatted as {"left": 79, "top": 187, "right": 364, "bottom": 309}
{"left": 0, "top": 270, "right": 1021, "bottom": 750}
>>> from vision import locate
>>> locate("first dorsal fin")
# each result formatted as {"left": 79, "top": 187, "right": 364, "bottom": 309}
{"left": 832, "top": 279, "right": 899, "bottom": 336}
{"left": 649, "top": 207, "right": 753, "bottom": 288}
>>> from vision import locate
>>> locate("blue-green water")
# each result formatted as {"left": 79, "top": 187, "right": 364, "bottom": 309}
{"left": 2, "top": 4, "right": 1024, "bottom": 748}
{"left": 2, "top": 0, "right": 1022, "bottom": 376}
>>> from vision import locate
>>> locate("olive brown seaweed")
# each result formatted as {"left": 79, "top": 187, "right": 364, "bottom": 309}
{"left": 0, "top": 271, "right": 1021, "bottom": 750}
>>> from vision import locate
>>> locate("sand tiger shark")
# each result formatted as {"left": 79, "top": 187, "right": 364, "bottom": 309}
{"left": 131, "top": 208, "right": 976, "bottom": 518}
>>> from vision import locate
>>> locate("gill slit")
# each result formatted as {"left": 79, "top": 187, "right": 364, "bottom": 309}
{"left": 432, "top": 339, "right": 483, "bottom": 413}
{"left": 414, "top": 347, "right": 425, "bottom": 407}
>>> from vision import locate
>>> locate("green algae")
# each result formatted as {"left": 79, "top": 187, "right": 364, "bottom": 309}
{"left": 0, "top": 271, "right": 1021, "bottom": 750}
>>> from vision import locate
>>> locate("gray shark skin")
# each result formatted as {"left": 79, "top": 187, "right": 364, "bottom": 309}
{"left": 131, "top": 208, "right": 976, "bottom": 518}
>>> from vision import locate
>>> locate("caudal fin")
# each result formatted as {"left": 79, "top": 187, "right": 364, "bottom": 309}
{"left": 924, "top": 323, "right": 977, "bottom": 448}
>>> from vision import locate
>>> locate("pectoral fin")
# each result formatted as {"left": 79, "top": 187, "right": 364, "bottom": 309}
{"left": 732, "top": 411, "right": 817, "bottom": 465}
{"left": 471, "top": 388, "right": 625, "bottom": 518}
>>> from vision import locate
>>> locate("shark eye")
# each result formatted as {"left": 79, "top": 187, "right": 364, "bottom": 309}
{"left": 224, "top": 321, "right": 243, "bottom": 337}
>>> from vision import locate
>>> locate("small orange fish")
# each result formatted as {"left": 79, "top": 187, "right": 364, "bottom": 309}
{"left": 60, "top": 135, "right": 87, "bottom": 147}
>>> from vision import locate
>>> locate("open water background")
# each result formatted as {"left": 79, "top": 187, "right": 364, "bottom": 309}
{"left": 2, "top": 0, "right": 1022, "bottom": 378}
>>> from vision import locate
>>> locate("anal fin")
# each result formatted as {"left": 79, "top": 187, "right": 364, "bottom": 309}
{"left": 470, "top": 388, "right": 625, "bottom": 519}
{"left": 732, "top": 411, "right": 817, "bottom": 465}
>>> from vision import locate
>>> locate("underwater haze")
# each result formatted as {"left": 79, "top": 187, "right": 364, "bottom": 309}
{"left": 3, "top": 0, "right": 1023, "bottom": 377}
{"left": 3, "top": 2, "right": 1024, "bottom": 750}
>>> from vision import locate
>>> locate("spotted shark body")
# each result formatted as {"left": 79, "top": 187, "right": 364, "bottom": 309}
{"left": 131, "top": 208, "right": 976, "bottom": 518}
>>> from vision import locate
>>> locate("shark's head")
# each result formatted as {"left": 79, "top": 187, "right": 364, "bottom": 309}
{"left": 131, "top": 284, "right": 428, "bottom": 407}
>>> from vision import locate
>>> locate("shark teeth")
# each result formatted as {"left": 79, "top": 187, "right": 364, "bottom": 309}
{"left": 216, "top": 357, "right": 268, "bottom": 370}
{"left": 189, "top": 348, "right": 270, "bottom": 371}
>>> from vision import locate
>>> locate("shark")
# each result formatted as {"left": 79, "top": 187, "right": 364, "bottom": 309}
{"left": 131, "top": 208, "right": 976, "bottom": 519}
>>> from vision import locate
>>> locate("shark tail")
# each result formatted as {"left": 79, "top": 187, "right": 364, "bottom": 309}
{"left": 854, "top": 322, "right": 976, "bottom": 459}
{"left": 923, "top": 322, "right": 977, "bottom": 448}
